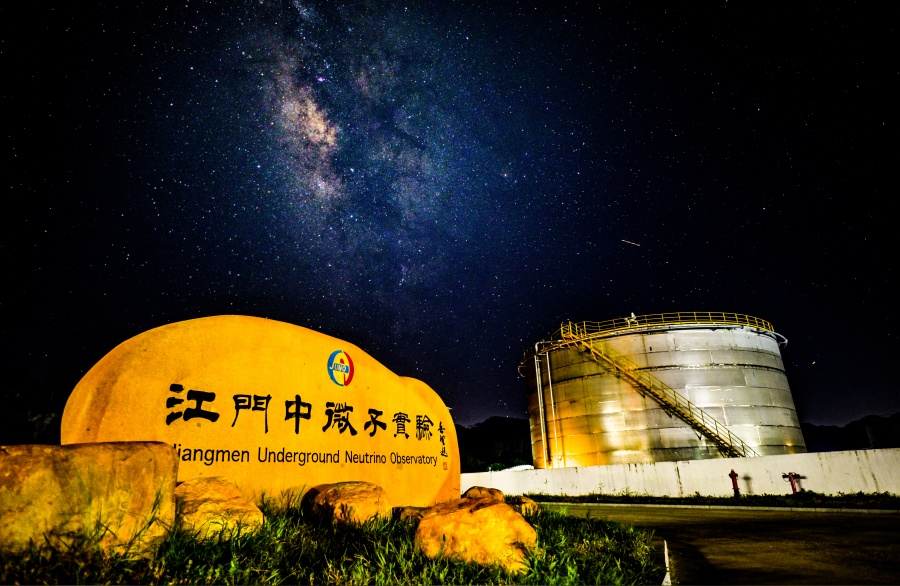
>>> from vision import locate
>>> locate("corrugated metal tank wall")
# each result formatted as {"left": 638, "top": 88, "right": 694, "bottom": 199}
{"left": 524, "top": 323, "right": 806, "bottom": 468}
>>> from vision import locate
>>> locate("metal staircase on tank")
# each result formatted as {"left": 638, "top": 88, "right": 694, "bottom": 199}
{"left": 559, "top": 329, "right": 759, "bottom": 459}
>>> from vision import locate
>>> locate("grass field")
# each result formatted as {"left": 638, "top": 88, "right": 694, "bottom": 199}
{"left": 1, "top": 499, "right": 664, "bottom": 585}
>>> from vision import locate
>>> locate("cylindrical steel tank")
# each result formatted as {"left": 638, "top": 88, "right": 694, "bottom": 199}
{"left": 520, "top": 312, "right": 806, "bottom": 467}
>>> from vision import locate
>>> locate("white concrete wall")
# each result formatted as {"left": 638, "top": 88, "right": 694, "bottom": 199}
{"left": 461, "top": 449, "right": 900, "bottom": 497}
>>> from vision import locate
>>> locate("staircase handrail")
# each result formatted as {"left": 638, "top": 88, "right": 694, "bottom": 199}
{"left": 559, "top": 328, "right": 758, "bottom": 458}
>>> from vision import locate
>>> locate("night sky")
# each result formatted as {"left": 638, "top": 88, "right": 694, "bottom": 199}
{"left": 4, "top": 1, "right": 896, "bottom": 433}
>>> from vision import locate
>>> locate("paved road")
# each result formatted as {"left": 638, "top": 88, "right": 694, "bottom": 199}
{"left": 542, "top": 503, "right": 900, "bottom": 585}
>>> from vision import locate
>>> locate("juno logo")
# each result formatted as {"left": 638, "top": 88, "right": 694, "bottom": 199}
{"left": 327, "top": 349, "right": 355, "bottom": 386}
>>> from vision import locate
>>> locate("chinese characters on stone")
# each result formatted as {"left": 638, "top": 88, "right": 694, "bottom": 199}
{"left": 438, "top": 421, "right": 448, "bottom": 457}
{"left": 166, "top": 384, "right": 219, "bottom": 425}
{"left": 165, "top": 385, "right": 445, "bottom": 450}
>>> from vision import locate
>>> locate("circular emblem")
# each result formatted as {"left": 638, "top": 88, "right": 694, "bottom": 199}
{"left": 327, "top": 349, "right": 355, "bottom": 386}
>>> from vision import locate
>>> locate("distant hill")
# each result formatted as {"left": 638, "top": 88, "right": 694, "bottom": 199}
{"left": 801, "top": 413, "right": 900, "bottom": 452}
{"left": 456, "top": 416, "right": 532, "bottom": 473}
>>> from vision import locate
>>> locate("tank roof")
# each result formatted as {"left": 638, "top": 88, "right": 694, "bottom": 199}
{"left": 554, "top": 312, "right": 775, "bottom": 340}
{"left": 523, "top": 312, "right": 783, "bottom": 367}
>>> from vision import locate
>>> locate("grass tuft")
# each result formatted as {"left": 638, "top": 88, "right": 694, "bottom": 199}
{"left": 0, "top": 500, "right": 663, "bottom": 585}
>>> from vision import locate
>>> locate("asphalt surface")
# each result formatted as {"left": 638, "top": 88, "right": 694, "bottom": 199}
{"left": 541, "top": 503, "right": 900, "bottom": 585}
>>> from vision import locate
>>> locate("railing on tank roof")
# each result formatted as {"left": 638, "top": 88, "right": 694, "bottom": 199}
{"left": 555, "top": 312, "right": 775, "bottom": 341}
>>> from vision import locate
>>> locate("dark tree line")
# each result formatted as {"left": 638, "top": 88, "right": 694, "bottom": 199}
{"left": 457, "top": 416, "right": 532, "bottom": 473}
{"left": 801, "top": 414, "right": 900, "bottom": 452}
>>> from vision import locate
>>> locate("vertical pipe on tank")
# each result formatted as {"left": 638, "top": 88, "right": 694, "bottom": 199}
{"left": 533, "top": 351, "right": 550, "bottom": 467}
{"left": 546, "top": 352, "right": 562, "bottom": 468}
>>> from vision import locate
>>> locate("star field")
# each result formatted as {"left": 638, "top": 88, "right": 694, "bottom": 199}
{"left": 3, "top": 1, "right": 896, "bottom": 432}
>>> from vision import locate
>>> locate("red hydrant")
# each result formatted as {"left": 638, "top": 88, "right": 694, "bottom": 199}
{"left": 782, "top": 472, "right": 799, "bottom": 494}
{"left": 728, "top": 469, "right": 740, "bottom": 497}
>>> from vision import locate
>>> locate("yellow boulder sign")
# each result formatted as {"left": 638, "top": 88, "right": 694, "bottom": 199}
{"left": 61, "top": 315, "right": 460, "bottom": 506}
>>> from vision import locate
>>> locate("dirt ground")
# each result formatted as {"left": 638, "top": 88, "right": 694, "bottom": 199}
{"left": 542, "top": 503, "right": 900, "bottom": 585}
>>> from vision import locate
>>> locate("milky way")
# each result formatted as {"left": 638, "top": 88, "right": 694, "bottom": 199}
{"left": 252, "top": 5, "right": 488, "bottom": 302}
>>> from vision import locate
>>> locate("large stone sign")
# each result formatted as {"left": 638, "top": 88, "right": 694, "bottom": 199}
{"left": 61, "top": 315, "right": 460, "bottom": 507}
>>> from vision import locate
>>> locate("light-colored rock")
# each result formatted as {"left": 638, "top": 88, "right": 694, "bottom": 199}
{"left": 508, "top": 495, "right": 540, "bottom": 516}
{"left": 415, "top": 497, "right": 537, "bottom": 574}
{"left": 175, "top": 476, "right": 264, "bottom": 538}
{"left": 0, "top": 442, "right": 177, "bottom": 556}
{"left": 462, "top": 485, "right": 505, "bottom": 502}
{"left": 311, "top": 481, "right": 391, "bottom": 525}
{"left": 61, "top": 315, "right": 461, "bottom": 509}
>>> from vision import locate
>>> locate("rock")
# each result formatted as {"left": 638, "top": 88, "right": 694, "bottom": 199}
{"left": 311, "top": 481, "right": 391, "bottom": 525}
{"left": 508, "top": 495, "right": 540, "bottom": 516}
{"left": 392, "top": 505, "right": 430, "bottom": 524}
{"left": 0, "top": 442, "right": 177, "bottom": 557}
{"left": 61, "top": 315, "right": 460, "bottom": 509}
{"left": 175, "top": 477, "right": 264, "bottom": 539}
{"left": 415, "top": 497, "right": 537, "bottom": 574}
{"left": 299, "top": 483, "right": 331, "bottom": 515}
{"left": 462, "top": 485, "right": 505, "bottom": 502}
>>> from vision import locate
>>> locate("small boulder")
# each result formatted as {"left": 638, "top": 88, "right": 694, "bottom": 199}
{"left": 0, "top": 442, "right": 177, "bottom": 557}
{"left": 415, "top": 497, "right": 537, "bottom": 574}
{"left": 392, "top": 505, "right": 430, "bottom": 524}
{"left": 508, "top": 495, "right": 540, "bottom": 516}
{"left": 311, "top": 481, "right": 391, "bottom": 525}
{"left": 299, "top": 483, "right": 331, "bottom": 515}
{"left": 175, "top": 477, "right": 264, "bottom": 539}
{"left": 462, "top": 485, "right": 505, "bottom": 502}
